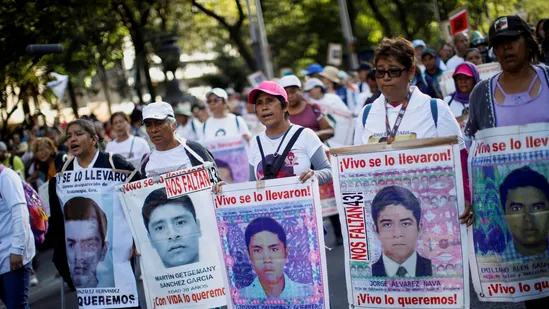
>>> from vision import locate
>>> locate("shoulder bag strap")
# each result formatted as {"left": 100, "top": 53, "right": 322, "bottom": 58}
{"left": 128, "top": 137, "right": 135, "bottom": 158}
{"left": 361, "top": 104, "right": 373, "bottom": 127}
{"left": 270, "top": 127, "right": 305, "bottom": 177}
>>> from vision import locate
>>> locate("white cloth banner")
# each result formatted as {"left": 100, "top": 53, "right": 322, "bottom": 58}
{"left": 55, "top": 168, "right": 138, "bottom": 308}
{"left": 117, "top": 165, "right": 227, "bottom": 309}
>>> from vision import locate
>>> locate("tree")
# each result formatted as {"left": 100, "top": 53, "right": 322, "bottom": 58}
{"left": 191, "top": 0, "right": 257, "bottom": 72}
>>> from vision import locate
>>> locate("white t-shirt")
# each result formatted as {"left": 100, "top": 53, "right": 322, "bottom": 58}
{"left": 445, "top": 55, "right": 464, "bottom": 71}
{"left": 310, "top": 93, "right": 355, "bottom": 147}
{"left": 200, "top": 113, "right": 251, "bottom": 141}
{"left": 105, "top": 136, "right": 150, "bottom": 167}
{"left": 248, "top": 125, "right": 323, "bottom": 180}
{"left": 175, "top": 118, "right": 202, "bottom": 142}
{"left": 145, "top": 143, "right": 191, "bottom": 177}
{"left": 444, "top": 96, "right": 469, "bottom": 118}
{"left": 354, "top": 86, "right": 464, "bottom": 148}
{"left": 0, "top": 166, "right": 36, "bottom": 275}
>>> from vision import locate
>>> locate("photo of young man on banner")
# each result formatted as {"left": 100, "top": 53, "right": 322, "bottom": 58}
{"left": 468, "top": 123, "right": 549, "bottom": 303}
{"left": 213, "top": 176, "right": 330, "bottom": 309}
{"left": 331, "top": 138, "right": 469, "bottom": 309}
{"left": 117, "top": 166, "right": 227, "bottom": 309}
{"left": 202, "top": 136, "right": 249, "bottom": 184}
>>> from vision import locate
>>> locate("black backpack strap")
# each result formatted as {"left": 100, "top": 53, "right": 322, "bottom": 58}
{"left": 271, "top": 127, "right": 305, "bottom": 177}
{"left": 9, "top": 154, "right": 14, "bottom": 169}
{"left": 256, "top": 136, "right": 268, "bottom": 177}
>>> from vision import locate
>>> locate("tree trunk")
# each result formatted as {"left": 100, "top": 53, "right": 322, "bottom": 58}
{"left": 134, "top": 60, "right": 145, "bottom": 105}
{"left": 67, "top": 79, "right": 79, "bottom": 119}
{"left": 131, "top": 28, "right": 155, "bottom": 102}
{"left": 365, "top": 0, "right": 394, "bottom": 37}
{"left": 98, "top": 63, "right": 113, "bottom": 116}
{"left": 229, "top": 27, "right": 257, "bottom": 72}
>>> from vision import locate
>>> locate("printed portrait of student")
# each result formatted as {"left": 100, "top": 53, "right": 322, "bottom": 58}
{"left": 63, "top": 197, "right": 109, "bottom": 288}
{"left": 215, "top": 159, "right": 234, "bottom": 184}
{"left": 48, "top": 119, "right": 141, "bottom": 304}
{"left": 354, "top": 37, "right": 473, "bottom": 226}
{"left": 142, "top": 188, "right": 201, "bottom": 268}
{"left": 499, "top": 166, "right": 549, "bottom": 261}
{"left": 350, "top": 265, "right": 358, "bottom": 276}
{"left": 371, "top": 185, "right": 432, "bottom": 277}
{"left": 239, "top": 217, "right": 313, "bottom": 299}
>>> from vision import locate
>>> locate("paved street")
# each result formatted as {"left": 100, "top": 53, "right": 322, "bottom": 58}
{"left": 2, "top": 221, "right": 526, "bottom": 309}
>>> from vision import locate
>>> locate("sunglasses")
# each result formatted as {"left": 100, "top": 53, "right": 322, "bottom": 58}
{"left": 374, "top": 68, "right": 408, "bottom": 79}
{"left": 206, "top": 97, "right": 222, "bottom": 104}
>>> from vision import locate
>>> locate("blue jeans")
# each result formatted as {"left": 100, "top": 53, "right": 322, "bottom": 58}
{"left": 0, "top": 262, "right": 31, "bottom": 309}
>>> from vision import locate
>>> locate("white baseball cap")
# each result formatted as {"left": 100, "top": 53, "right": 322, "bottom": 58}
{"left": 206, "top": 88, "right": 228, "bottom": 100}
{"left": 279, "top": 75, "right": 302, "bottom": 89}
{"left": 142, "top": 102, "right": 174, "bottom": 121}
{"left": 303, "top": 78, "right": 326, "bottom": 92}
{"left": 174, "top": 103, "right": 192, "bottom": 116}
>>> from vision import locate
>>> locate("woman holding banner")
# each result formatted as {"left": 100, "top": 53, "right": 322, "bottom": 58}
{"left": 47, "top": 119, "right": 141, "bottom": 309}
{"left": 465, "top": 15, "right": 549, "bottom": 309}
{"left": 353, "top": 37, "right": 474, "bottom": 226}
{"left": 466, "top": 15, "right": 549, "bottom": 137}
{"left": 244, "top": 81, "right": 332, "bottom": 186}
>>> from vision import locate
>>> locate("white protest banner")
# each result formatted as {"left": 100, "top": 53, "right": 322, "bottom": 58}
{"left": 213, "top": 176, "right": 330, "bottom": 308}
{"left": 330, "top": 137, "right": 469, "bottom": 309}
{"left": 468, "top": 123, "right": 549, "bottom": 302}
{"left": 55, "top": 168, "right": 138, "bottom": 308}
{"left": 202, "top": 136, "right": 249, "bottom": 184}
{"left": 315, "top": 102, "right": 355, "bottom": 148}
{"left": 439, "top": 62, "right": 501, "bottom": 97}
{"left": 117, "top": 165, "right": 227, "bottom": 309}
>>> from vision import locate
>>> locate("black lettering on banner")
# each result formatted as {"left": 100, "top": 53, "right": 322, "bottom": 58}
{"left": 77, "top": 294, "right": 136, "bottom": 307}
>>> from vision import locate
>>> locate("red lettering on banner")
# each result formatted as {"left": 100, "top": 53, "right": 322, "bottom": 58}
{"left": 346, "top": 206, "right": 367, "bottom": 260}
{"left": 356, "top": 293, "right": 457, "bottom": 307}
{"left": 526, "top": 136, "right": 549, "bottom": 148}
{"left": 397, "top": 149, "right": 452, "bottom": 165}
{"left": 487, "top": 283, "right": 516, "bottom": 296}
{"left": 165, "top": 170, "right": 212, "bottom": 198}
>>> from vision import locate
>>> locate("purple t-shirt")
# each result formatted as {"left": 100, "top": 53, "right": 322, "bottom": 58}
{"left": 289, "top": 103, "right": 323, "bottom": 132}
{"left": 492, "top": 66, "right": 549, "bottom": 127}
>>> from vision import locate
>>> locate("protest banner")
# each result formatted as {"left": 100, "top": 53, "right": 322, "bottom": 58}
{"left": 202, "top": 136, "right": 249, "bottom": 184}
{"left": 468, "top": 123, "right": 549, "bottom": 302}
{"left": 213, "top": 176, "right": 330, "bottom": 308}
{"left": 314, "top": 102, "right": 355, "bottom": 148}
{"left": 116, "top": 164, "right": 226, "bottom": 309}
{"left": 55, "top": 168, "right": 138, "bottom": 308}
{"left": 449, "top": 6, "right": 468, "bottom": 35}
{"left": 439, "top": 62, "right": 501, "bottom": 97}
{"left": 330, "top": 137, "right": 469, "bottom": 308}
{"left": 320, "top": 150, "right": 338, "bottom": 217}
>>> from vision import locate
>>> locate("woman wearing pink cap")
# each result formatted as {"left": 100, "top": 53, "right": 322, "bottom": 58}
{"left": 244, "top": 81, "right": 332, "bottom": 185}
{"left": 444, "top": 62, "right": 480, "bottom": 142}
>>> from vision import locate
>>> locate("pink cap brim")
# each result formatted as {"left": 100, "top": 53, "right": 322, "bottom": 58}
{"left": 247, "top": 88, "right": 287, "bottom": 104}
{"left": 453, "top": 65, "right": 474, "bottom": 77}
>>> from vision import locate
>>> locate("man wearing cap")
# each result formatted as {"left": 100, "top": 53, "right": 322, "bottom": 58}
{"left": 446, "top": 32, "right": 470, "bottom": 71}
{"left": 318, "top": 66, "right": 356, "bottom": 110}
{"left": 279, "top": 75, "right": 334, "bottom": 142}
{"left": 174, "top": 103, "right": 201, "bottom": 142}
{"left": 139, "top": 102, "right": 217, "bottom": 177}
{"left": 0, "top": 142, "right": 24, "bottom": 178}
{"left": 412, "top": 40, "right": 427, "bottom": 71}
{"left": 304, "top": 78, "right": 350, "bottom": 117}
{"left": 422, "top": 48, "right": 445, "bottom": 93}
{"left": 201, "top": 88, "right": 251, "bottom": 142}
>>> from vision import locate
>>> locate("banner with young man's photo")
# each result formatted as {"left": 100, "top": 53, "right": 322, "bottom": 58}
{"left": 55, "top": 168, "right": 138, "bottom": 308}
{"left": 202, "top": 136, "right": 249, "bottom": 184}
{"left": 468, "top": 122, "right": 549, "bottom": 302}
{"left": 330, "top": 137, "right": 469, "bottom": 309}
{"left": 213, "top": 176, "right": 330, "bottom": 309}
{"left": 116, "top": 165, "right": 227, "bottom": 309}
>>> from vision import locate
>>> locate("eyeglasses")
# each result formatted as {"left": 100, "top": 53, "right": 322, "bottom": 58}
{"left": 374, "top": 68, "right": 408, "bottom": 79}
{"left": 206, "top": 97, "right": 222, "bottom": 104}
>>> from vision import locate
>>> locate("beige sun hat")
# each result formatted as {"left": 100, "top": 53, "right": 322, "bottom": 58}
{"left": 318, "top": 65, "right": 341, "bottom": 84}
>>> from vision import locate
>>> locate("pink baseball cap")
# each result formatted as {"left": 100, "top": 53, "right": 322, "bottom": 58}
{"left": 247, "top": 81, "right": 288, "bottom": 104}
{"left": 453, "top": 64, "right": 474, "bottom": 77}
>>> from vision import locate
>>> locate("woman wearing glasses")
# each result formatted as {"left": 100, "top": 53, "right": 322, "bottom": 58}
{"left": 353, "top": 37, "right": 473, "bottom": 226}
{"left": 201, "top": 88, "right": 251, "bottom": 142}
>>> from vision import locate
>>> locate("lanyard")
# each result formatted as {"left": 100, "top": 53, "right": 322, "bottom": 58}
{"left": 384, "top": 90, "right": 413, "bottom": 144}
